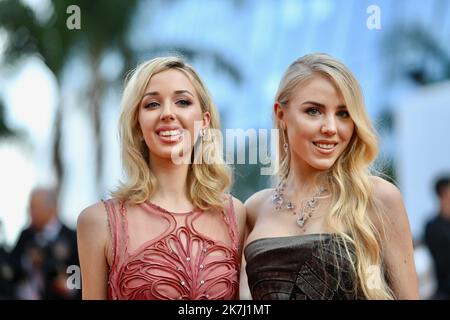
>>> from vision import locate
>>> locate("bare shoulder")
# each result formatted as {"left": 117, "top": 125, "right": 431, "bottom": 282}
{"left": 230, "top": 196, "right": 247, "bottom": 241}
{"left": 245, "top": 188, "right": 273, "bottom": 209}
{"left": 230, "top": 196, "right": 246, "bottom": 219}
{"left": 244, "top": 188, "right": 273, "bottom": 222}
{"left": 77, "top": 201, "right": 111, "bottom": 299}
{"left": 77, "top": 201, "right": 109, "bottom": 240}
{"left": 369, "top": 176, "right": 410, "bottom": 237}
{"left": 370, "top": 176, "right": 403, "bottom": 209}
{"left": 230, "top": 196, "right": 246, "bottom": 228}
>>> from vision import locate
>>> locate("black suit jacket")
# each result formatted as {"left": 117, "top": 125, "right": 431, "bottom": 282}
{"left": 11, "top": 222, "right": 81, "bottom": 300}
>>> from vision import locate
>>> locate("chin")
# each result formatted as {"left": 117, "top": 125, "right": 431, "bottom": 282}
{"left": 159, "top": 145, "right": 194, "bottom": 162}
{"left": 309, "top": 159, "right": 337, "bottom": 171}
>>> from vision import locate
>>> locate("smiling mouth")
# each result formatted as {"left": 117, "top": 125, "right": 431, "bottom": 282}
{"left": 313, "top": 142, "right": 336, "bottom": 149}
{"left": 157, "top": 129, "right": 182, "bottom": 142}
{"left": 312, "top": 142, "right": 338, "bottom": 152}
{"left": 158, "top": 129, "right": 181, "bottom": 137}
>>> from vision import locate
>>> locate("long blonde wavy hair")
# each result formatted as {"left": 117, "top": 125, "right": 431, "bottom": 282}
{"left": 275, "top": 53, "right": 394, "bottom": 299}
{"left": 112, "top": 56, "right": 231, "bottom": 211}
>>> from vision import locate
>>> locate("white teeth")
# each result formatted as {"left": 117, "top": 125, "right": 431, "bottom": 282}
{"left": 315, "top": 143, "right": 335, "bottom": 149}
{"left": 159, "top": 130, "right": 181, "bottom": 136}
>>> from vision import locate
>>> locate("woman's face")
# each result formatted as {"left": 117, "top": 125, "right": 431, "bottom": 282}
{"left": 138, "top": 69, "right": 210, "bottom": 163}
{"left": 277, "top": 74, "right": 355, "bottom": 172}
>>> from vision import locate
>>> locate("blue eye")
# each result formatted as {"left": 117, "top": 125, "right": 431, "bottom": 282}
{"left": 144, "top": 102, "right": 159, "bottom": 109}
{"left": 177, "top": 99, "right": 192, "bottom": 107}
{"left": 306, "top": 107, "right": 320, "bottom": 116}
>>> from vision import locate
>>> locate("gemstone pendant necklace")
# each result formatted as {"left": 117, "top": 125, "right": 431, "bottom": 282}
{"left": 271, "top": 180, "right": 327, "bottom": 230}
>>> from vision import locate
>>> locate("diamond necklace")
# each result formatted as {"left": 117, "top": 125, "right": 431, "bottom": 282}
{"left": 271, "top": 180, "right": 327, "bottom": 230}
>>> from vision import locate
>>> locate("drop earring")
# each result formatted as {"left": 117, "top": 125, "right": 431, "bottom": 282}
{"left": 282, "top": 128, "right": 288, "bottom": 152}
{"left": 200, "top": 128, "right": 209, "bottom": 142}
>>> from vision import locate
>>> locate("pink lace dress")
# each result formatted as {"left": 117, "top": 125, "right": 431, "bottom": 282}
{"left": 102, "top": 196, "right": 239, "bottom": 300}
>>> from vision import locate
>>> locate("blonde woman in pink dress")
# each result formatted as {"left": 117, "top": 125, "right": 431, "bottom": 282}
{"left": 77, "top": 57, "right": 246, "bottom": 300}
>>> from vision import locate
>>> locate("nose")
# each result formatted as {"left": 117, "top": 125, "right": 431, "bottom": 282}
{"left": 321, "top": 115, "right": 337, "bottom": 136}
{"left": 160, "top": 102, "right": 175, "bottom": 121}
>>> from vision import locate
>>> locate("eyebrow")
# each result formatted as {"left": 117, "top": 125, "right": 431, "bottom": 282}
{"left": 301, "top": 101, "right": 347, "bottom": 109}
{"left": 142, "top": 90, "right": 194, "bottom": 98}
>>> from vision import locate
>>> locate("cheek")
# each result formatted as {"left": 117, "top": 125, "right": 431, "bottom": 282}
{"left": 191, "top": 109, "right": 204, "bottom": 122}
{"left": 340, "top": 121, "right": 355, "bottom": 141}
{"left": 138, "top": 113, "right": 155, "bottom": 135}
{"left": 337, "top": 124, "right": 355, "bottom": 156}
{"left": 182, "top": 110, "right": 204, "bottom": 130}
{"left": 289, "top": 118, "right": 316, "bottom": 140}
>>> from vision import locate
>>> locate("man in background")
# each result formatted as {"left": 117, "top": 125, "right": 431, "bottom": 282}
{"left": 10, "top": 187, "right": 80, "bottom": 299}
{"left": 0, "top": 220, "right": 14, "bottom": 299}
{"left": 424, "top": 175, "right": 450, "bottom": 299}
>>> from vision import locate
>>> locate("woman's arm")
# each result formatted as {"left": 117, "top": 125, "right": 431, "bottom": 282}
{"left": 239, "top": 254, "right": 252, "bottom": 300}
{"left": 239, "top": 201, "right": 251, "bottom": 300}
{"left": 231, "top": 196, "right": 249, "bottom": 300}
{"left": 371, "top": 176, "right": 420, "bottom": 299}
{"left": 238, "top": 190, "right": 270, "bottom": 300}
{"left": 76, "top": 202, "right": 109, "bottom": 299}
{"left": 231, "top": 196, "right": 247, "bottom": 259}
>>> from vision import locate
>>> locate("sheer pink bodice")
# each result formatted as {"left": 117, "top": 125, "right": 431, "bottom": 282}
{"left": 102, "top": 196, "right": 240, "bottom": 300}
